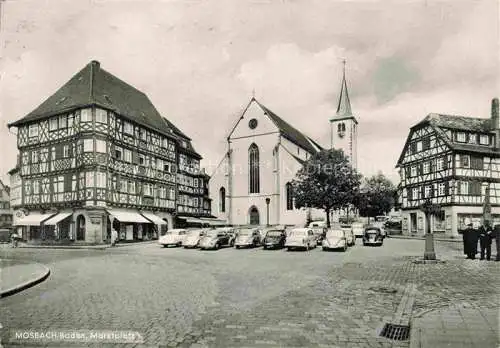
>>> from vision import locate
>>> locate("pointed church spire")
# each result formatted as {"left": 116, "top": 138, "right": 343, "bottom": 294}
{"left": 336, "top": 59, "right": 353, "bottom": 117}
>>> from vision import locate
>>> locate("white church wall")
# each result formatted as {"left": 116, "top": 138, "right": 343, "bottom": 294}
{"left": 209, "top": 154, "right": 229, "bottom": 221}
{"left": 280, "top": 137, "right": 310, "bottom": 162}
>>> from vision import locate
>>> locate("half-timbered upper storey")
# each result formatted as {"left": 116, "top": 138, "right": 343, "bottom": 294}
{"left": 7, "top": 60, "right": 209, "bottom": 213}
{"left": 396, "top": 103, "right": 500, "bottom": 209}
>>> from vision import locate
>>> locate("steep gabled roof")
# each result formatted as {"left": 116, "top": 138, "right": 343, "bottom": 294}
{"left": 253, "top": 99, "right": 321, "bottom": 154}
{"left": 330, "top": 63, "right": 357, "bottom": 123}
{"left": 396, "top": 112, "right": 499, "bottom": 166}
{"left": 8, "top": 61, "right": 172, "bottom": 136}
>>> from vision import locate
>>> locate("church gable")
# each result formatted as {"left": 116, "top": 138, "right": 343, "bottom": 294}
{"left": 229, "top": 99, "right": 279, "bottom": 140}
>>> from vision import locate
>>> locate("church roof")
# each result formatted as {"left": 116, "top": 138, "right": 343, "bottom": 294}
{"left": 8, "top": 60, "right": 173, "bottom": 137}
{"left": 253, "top": 98, "right": 322, "bottom": 154}
{"left": 330, "top": 63, "right": 357, "bottom": 123}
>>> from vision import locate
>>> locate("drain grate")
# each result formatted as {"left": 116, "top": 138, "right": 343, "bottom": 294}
{"left": 380, "top": 323, "right": 410, "bottom": 340}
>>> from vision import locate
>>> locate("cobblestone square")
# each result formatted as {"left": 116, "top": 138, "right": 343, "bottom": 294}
{"left": 0, "top": 239, "right": 498, "bottom": 347}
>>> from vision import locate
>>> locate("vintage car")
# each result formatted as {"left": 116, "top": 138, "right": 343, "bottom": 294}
{"left": 309, "top": 222, "right": 327, "bottom": 246}
{"left": 351, "top": 222, "right": 365, "bottom": 238}
{"left": 199, "top": 229, "right": 233, "bottom": 250}
{"left": 234, "top": 228, "right": 262, "bottom": 248}
{"left": 371, "top": 221, "right": 387, "bottom": 238}
{"left": 340, "top": 224, "right": 356, "bottom": 246}
{"left": 183, "top": 228, "right": 210, "bottom": 248}
{"left": 158, "top": 229, "right": 187, "bottom": 247}
{"left": 322, "top": 228, "right": 348, "bottom": 251}
{"left": 285, "top": 228, "right": 317, "bottom": 251}
{"left": 262, "top": 228, "right": 287, "bottom": 249}
{"left": 362, "top": 226, "right": 384, "bottom": 246}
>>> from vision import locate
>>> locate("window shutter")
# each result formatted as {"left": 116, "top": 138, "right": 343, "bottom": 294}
{"left": 132, "top": 151, "right": 138, "bottom": 164}
{"left": 443, "top": 157, "right": 448, "bottom": 170}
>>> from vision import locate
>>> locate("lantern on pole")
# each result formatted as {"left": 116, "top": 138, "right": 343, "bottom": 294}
{"left": 420, "top": 199, "right": 441, "bottom": 260}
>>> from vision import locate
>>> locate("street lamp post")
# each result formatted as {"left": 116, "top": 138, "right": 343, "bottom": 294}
{"left": 265, "top": 198, "right": 271, "bottom": 226}
{"left": 420, "top": 199, "right": 441, "bottom": 260}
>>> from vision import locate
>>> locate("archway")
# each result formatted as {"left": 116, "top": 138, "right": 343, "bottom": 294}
{"left": 249, "top": 206, "right": 260, "bottom": 225}
{"left": 76, "top": 215, "right": 86, "bottom": 241}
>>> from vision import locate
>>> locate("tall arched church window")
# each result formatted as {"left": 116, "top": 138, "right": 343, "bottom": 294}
{"left": 249, "top": 143, "right": 260, "bottom": 193}
{"left": 286, "top": 183, "right": 294, "bottom": 210}
{"left": 219, "top": 187, "right": 226, "bottom": 213}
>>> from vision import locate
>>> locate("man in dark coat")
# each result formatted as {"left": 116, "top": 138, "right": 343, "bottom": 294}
{"left": 463, "top": 223, "right": 477, "bottom": 259}
{"left": 493, "top": 224, "right": 500, "bottom": 261}
{"left": 478, "top": 221, "right": 493, "bottom": 260}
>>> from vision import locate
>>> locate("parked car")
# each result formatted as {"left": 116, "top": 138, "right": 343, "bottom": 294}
{"left": 309, "top": 222, "right": 327, "bottom": 246}
{"left": 351, "top": 222, "right": 365, "bottom": 238}
{"left": 262, "top": 229, "right": 287, "bottom": 249}
{"left": 158, "top": 229, "right": 187, "bottom": 247}
{"left": 371, "top": 221, "right": 387, "bottom": 238}
{"left": 362, "top": 226, "right": 384, "bottom": 246}
{"left": 199, "top": 229, "right": 232, "bottom": 250}
{"left": 285, "top": 228, "right": 317, "bottom": 251}
{"left": 183, "top": 229, "right": 210, "bottom": 248}
{"left": 322, "top": 228, "right": 348, "bottom": 251}
{"left": 234, "top": 228, "right": 262, "bottom": 248}
{"left": 340, "top": 224, "right": 355, "bottom": 246}
{"left": 384, "top": 217, "right": 402, "bottom": 232}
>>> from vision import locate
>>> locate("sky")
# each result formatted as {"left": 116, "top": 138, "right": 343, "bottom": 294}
{"left": 0, "top": 0, "right": 498, "bottom": 186}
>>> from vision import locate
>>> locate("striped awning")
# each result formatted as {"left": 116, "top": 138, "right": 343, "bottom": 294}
{"left": 43, "top": 212, "right": 73, "bottom": 225}
{"left": 14, "top": 212, "right": 56, "bottom": 226}
{"left": 140, "top": 212, "right": 167, "bottom": 225}
{"left": 107, "top": 209, "right": 150, "bottom": 223}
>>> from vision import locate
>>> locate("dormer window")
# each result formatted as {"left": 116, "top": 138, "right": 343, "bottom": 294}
{"left": 28, "top": 124, "right": 38, "bottom": 137}
{"left": 123, "top": 121, "right": 133, "bottom": 135}
{"left": 96, "top": 109, "right": 108, "bottom": 124}
{"left": 182, "top": 141, "right": 187, "bottom": 148}
{"left": 81, "top": 108, "right": 92, "bottom": 122}
{"left": 479, "top": 135, "right": 489, "bottom": 145}
{"left": 456, "top": 132, "right": 466, "bottom": 142}
{"left": 468, "top": 134, "right": 477, "bottom": 144}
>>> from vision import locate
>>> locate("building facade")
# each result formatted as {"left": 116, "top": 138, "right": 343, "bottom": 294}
{"left": 0, "top": 180, "right": 12, "bottom": 230}
{"left": 210, "top": 70, "right": 358, "bottom": 226}
{"left": 7, "top": 60, "right": 211, "bottom": 244}
{"left": 396, "top": 98, "right": 500, "bottom": 237}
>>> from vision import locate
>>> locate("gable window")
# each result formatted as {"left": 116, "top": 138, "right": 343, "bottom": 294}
{"left": 460, "top": 155, "right": 470, "bottom": 168}
{"left": 479, "top": 135, "right": 489, "bottom": 145}
{"left": 410, "top": 166, "right": 417, "bottom": 177}
{"left": 438, "top": 183, "right": 446, "bottom": 196}
{"left": 115, "top": 147, "right": 122, "bottom": 160}
{"left": 49, "top": 117, "right": 58, "bottom": 131}
{"left": 123, "top": 121, "right": 133, "bottom": 135}
{"left": 83, "top": 139, "right": 93, "bottom": 152}
{"left": 96, "top": 139, "right": 106, "bottom": 153}
{"left": 410, "top": 142, "right": 417, "bottom": 154}
{"left": 81, "top": 108, "right": 92, "bottom": 122}
{"left": 96, "top": 109, "right": 108, "bottom": 124}
{"left": 456, "top": 132, "right": 466, "bottom": 142}
{"left": 470, "top": 156, "right": 484, "bottom": 170}
{"left": 28, "top": 124, "right": 38, "bottom": 137}
{"left": 123, "top": 149, "right": 132, "bottom": 163}
{"left": 423, "top": 162, "right": 430, "bottom": 174}
{"left": 468, "top": 134, "right": 477, "bottom": 144}
{"left": 59, "top": 115, "right": 68, "bottom": 129}
{"left": 422, "top": 137, "right": 430, "bottom": 150}
{"left": 286, "top": 182, "right": 294, "bottom": 210}
{"left": 416, "top": 141, "right": 422, "bottom": 152}
{"left": 219, "top": 187, "right": 226, "bottom": 212}
{"left": 412, "top": 187, "right": 419, "bottom": 200}
{"left": 248, "top": 143, "right": 260, "bottom": 194}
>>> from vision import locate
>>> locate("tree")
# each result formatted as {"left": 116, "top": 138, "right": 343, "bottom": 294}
{"left": 355, "top": 173, "right": 396, "bottom": 223}
{"left": 292, "top": 149, "right": 362, "bottom": 227}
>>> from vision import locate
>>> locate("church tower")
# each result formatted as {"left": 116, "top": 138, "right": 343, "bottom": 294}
{"left": 330, "top": 61, "right": 358, "bottom": 169}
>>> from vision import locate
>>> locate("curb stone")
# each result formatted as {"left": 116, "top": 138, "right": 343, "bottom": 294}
{"left": 0, "top": 264, "right": 51, "bottom": 298}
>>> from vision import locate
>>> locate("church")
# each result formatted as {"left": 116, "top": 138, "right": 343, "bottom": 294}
{"left": 209, "top": 67, "right": 358, "bottom": 226}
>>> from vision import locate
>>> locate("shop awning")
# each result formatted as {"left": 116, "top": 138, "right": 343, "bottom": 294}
{"left": 185, "top": 217, "right": 203, "bottom": 224}
{"left": 43, "top": 212, "right": 73, "bottom": 225}
{"left": 107, "top": 209, "right": 151, "bottom": 223}
{"left": 200, "top": 218, "right": 226, "bottom": 226}
{"left": 14, "top": 212, "right": 56, "bottom": 226}
{"left": 140, "top": 212, "right": 167, "bottom": 225}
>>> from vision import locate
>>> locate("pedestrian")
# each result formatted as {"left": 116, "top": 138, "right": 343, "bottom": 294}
{"left": 111, "top": 228, "right": 118, "bottom": 247}
{"left": 10, "top": 231, "right": 19, "bottom": 248}
{"left": 478, "top": 220, "right": 493, "bottom": 261}
{"left": 494, "top": 223, "right": 500, "bottom": 262}
{"left": 462, "top": 223, "right": 472, "bottom": 258}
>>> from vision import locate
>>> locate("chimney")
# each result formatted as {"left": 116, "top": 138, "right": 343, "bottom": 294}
{"left": 492, "top": 98, "right": 500, "bottom": 148}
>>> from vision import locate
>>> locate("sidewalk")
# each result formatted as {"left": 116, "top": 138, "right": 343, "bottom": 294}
{"left": 389, "top": 234, "right": 462, "bottom": 243}
{"left": 0, "top": 259, "right": 50, "bottom": 298}
{"left": 15, "top": 240, "right": 157, "bottom": 250}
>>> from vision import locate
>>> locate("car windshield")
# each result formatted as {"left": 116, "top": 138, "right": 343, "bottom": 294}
{"left": 166, "top": 230, "right": 181, "bottom": 235}
{"left": 266, "top": 230, "right": 282, "bottom": 237}
{"left": 289, "top": 230, "right": 306, "bottom": 237}
{"left": 352, "top": 223, "right": 363, "bottom": 228}
{"left": 326, "top": 229, "right": 344, "bottom": 238}
{"left": 366, "top": 229, "right": 379, "bottom": 234}
{"left": 187, "top": 230, "right": 203, "bottom": 236}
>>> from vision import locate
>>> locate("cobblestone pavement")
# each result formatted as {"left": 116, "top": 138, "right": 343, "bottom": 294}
{"left": 0, "top": 239, "right": 497, "bottom": 347}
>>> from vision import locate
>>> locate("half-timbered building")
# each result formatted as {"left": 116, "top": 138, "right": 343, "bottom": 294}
{"left": 7, "top": 60, "right": 211, "bottom": 244}
{"left": 396, "top": 98, "right": 500, "bottom": 237}
{"left": 0, "top": 180, "right": 13, "bottom": 230}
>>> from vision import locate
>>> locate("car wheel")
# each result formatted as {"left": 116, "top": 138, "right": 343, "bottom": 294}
{"left": 322, "top": 247, "right": 327, "bottom": 251}
{"left": 215, "top": 243, "right": 220, "bottom": 250}
{"left": 287, "top": 247, "right": 292, "bottom": 251}
{"left": 235, "top": 245, "right": 240, "bottom": 249}
{"left": 162, "top": 245, "right": 167, "bottom": 248}
{"left": 343, "top": 245, "right": 347, "bottom": 252}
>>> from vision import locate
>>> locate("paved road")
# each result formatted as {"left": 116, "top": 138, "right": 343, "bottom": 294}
{"left": 0, "top": 239, "right": 496, "bottom": 347}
